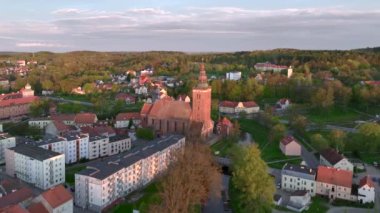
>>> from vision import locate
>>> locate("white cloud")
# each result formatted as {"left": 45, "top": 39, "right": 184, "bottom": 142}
{"left": 16, "top": 42, "right": 66, "bottom": 47}
{"left": 1, "top": 7, "right": 380, "bottom": 51}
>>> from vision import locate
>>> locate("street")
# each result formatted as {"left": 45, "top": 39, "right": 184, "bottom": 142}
{"left": 203, "top": 175, "right": 231, "bottom": 213}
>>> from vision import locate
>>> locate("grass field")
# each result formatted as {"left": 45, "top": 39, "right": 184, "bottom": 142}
{"left": 112, "top": 183, "right": 160, "bottom": 213}
{"left": 304, "top": 196, "right": 329, "bottom": 213}
{"left": 65, "top": 165, "right": 86, "bottom": 186}
{"left": 239, "top": 119, "right": 293, "bottom": 164}
{"left": 306, "top": 106, "right": 366, "bottom": 125}
{"left": 211, "top": 139, "right": 235, "bottom": 157}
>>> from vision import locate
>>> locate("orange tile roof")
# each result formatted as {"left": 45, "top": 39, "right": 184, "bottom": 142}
{"left": 0, "top": 204, "right": 29, "bottom": 213}
{"left": 140, "top": 103, "right": 153, "bottom": 115}
{"left": 41, "top": 185, "right": 72, "bottom": 208}
{"left": 316, "top": 166, "right": 353, "bottom": 188}
{"left": 75, "top": 113, "right": 97, "bottom": 124}
{"left": 359, "top": 176, "right": 375, "bottom": 188}
{"left": 148, "top": 99, "right": 191, "bottom": 120}
{"left": 219, "top": 117, "right": 232, "bottom": 126}
{"left": 0, "top": 187, "right": 33, "bottom": 209}
{"left": 27, "top": 202, "right": 49, "bottom": 213}
{"left": 0, "top": 96, "right": 37, "bottom": 107}
{"left": 51, "top": 114, "right": 76, "bottom": 122}
{"left": 116, "top": 112, "right": 141, "bottom": 121}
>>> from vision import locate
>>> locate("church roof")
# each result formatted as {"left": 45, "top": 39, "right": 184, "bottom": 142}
{"left": 148, "top": 99, "right": 192, "bottom": 120}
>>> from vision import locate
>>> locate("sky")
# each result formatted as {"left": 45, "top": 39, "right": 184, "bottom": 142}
{"left": 0, "top": 0, "right": 379, "bottom": 52}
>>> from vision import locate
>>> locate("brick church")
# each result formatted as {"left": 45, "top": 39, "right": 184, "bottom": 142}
{"left": 140, "top": 63, "right": 214, "bottom": 138}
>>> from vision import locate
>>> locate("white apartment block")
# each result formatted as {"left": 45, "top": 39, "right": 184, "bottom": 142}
{"left": 89, "top": 135, "right": 109, "bottom": 160}
{"left": 281, "top": 164, "right": 317, "bottom": 196}
{"left": 35, "top": 133, "right": 89, "bottom": 164}
{"left": 108, "top": 135, "right": 131, "bottom": 156}
{"left": 75, "top": 134, "right": 185, "bottom": 212}
{"left": 5, "top": 145, "right": 65, "bottom": 190}
{"left": 0, "top": 133, "right": 16, "bottom": 164}
{"left": 28, "top": 118, "right": 53, "bottom": 129}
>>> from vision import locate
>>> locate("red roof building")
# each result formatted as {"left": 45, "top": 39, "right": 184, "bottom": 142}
{"left": 27, "top": 202, "right": 49, "bottom": 213}
{"left": 40, "top": 185, "right": 72, "bottom": 209}
{"left": 0, "top": 187, "right": 33, "bottom": 209}
{"left": 0, "top": 84, "right": 38, "bottom": 119}
{"left": 219, "top": 101, "right": 260, "bottom": 115}
{"left": 359, "top": 176, "right": 375, "bottom": 188}
{"left": 1, "top": 204, "right": 29, "bottom": 213}
{"left": 74, "top": 113, "right": 98, "bottom": 127}
{"left": 216, "top": 117, "right": 233, "bottom": 136}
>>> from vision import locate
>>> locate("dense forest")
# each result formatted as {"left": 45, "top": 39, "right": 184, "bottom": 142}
{"left": 0, "top": 48, "right": 379, "bottom": 103}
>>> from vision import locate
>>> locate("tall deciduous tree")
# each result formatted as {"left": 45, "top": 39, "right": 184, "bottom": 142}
{"left": 310, "top": 133, "right": 330, "bottom": 151}
{"left": 329, "top": 130, "right": 346, "bottom": 151}
{"left": 150, "top": 142, "right": 221, "bottom": 213}
{"left": 230, "top": 144, "right": 275, "bottom": 213}
{"left": 269, "top": 123, "right": 287, "bottom": 143}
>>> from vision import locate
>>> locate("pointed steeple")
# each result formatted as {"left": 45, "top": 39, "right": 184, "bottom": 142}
{"left": 197, "top": 60, "right": 208, "bottom": 88}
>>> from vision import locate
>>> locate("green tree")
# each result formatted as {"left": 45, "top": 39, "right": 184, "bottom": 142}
{"left": 329, "top": 130, "right": 346, "bottom": 151}
{"left": 269, "top": 123, "right": 287, "bottom": 143}
{"left": 42, "top": 79, "right": 54, "bottom": 90}
{"left": 136, "top": 128, "right": 155, "bottom": 140}
{"left": 310, "top": 133, "right": 330, "bottom": 151}
{"left": 311, "top": 86, "right": 334, "bottom": 109}
{"left": 290, "top": 114, "right": 308, "bottom": 135}
{"left": 230, "top": 145, "right": 275, "bottom": 213}
{"left": 358, "top": 123, "right": 380, "bottom": 151}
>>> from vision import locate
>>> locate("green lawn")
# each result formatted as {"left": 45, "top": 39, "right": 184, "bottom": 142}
{"left": 267, "top": 158, "right": 303, "bottom": 169}
{"left": 57, "top": 94, "right": 92, "bottom": 102}
{"left": 304, "top": 196, "right": 329, "bottom": 213}
{"left": 57, "top": 103, "right": 90, "bottom": 113}
{"left": 239, "top": 119, "right": 294, "bottom": 163}
{"left": 112, "top": 183, "right": 160, "bottom": 213}
{"left": 65, "top": 165, "right": 86, "bottom": 186}
{"left": 306, "top": 106, "right": 366, "bottom": 125}
{"left": 211, "top": 139, "right": 235, "bottom": 157}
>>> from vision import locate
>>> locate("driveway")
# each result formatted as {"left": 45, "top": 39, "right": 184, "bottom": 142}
{"left": 203, "top": 175, "right": 231, "bottom": 213}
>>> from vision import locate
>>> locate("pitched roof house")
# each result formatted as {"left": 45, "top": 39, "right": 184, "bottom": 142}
{"left": 219, "top": 101, "right": 260, "bottom": 115}
{"left": 280, "top": 135, "right": 301, "bottom": 156}
{"left": 316, "top": 166, "right": 355, "bottom": 201}
{"left": 74, "top": 113, "right": 98, "bottom": 127}
{"left": 358, "top": 176, "right": 376, "bottom": 204}
{"left": 33, "top": 185, "right": 73, "bottom": 213}
{"left": 216, "top": 117, "right": 233, "bottom": 136}
{"left": 320, "top": 149, "right": 353, "bottom": 172}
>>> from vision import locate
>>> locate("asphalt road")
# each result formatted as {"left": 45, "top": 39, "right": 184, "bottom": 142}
{"left": 203, "top": 175, "right": 231, "bottom": 213}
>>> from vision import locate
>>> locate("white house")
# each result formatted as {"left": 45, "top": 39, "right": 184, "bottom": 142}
{"left": 32, "top": 185, "right": 73, "bottom": 213}
{"left": 115, "top": 112, "right": 141, "bottom": 129}
{"left": 281, "top": 164, "right": 317, "bottom": 196}
{"left": 358, "top": 176, "right": 376, "bottom": 204}
{"left": 226, "top": 72, "right": 242, "bottom": 81}
{"left": 5, "top": 145, "right": 65, "bottom": 190}
{"left": 219, "top": 101, "right": 260, "bottom": 115}
{"left": 0, "top": 133, "right": 16, "bottom": 164}
{"left": 28, "top": 118, "right": 53, "bottom": 129}
{"left": 279, "top": 135, "right": 301, "bottom": 156}
{"left": 276, "top": 98, "right": 291, "bottom": 111}
{"left": 287, "top": 190, "right": 311, "bottom": 212}
{"left": 320, "top": 149, "right": 354, "bottom": 172}
{"left": 75, "top": 135, "right": 185, "bottom": 212}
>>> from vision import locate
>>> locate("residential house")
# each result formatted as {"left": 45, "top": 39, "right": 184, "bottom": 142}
{"left": 216, "top": 117, "right": 233, "bottom": 136}
{"left": 286, "top": 190, "right": 311, "bottom": 212}
{"left": 320, "top": 149, "right": 354, "bottom": 172}
{"left": 115, "top": 112, "right": 141, "bottom": 129}
{"left": 0, "top": 187, "right": 33, "bottom": 209}
{"left": 358, "top": 176, "right": 375, "bottom": 204}
{"left": 71, "top": 87, "right": 85, "bottom": 95}
{"left": 316, "top": 166, "right": 356, "bottom": 201}
{"left": 51, "top": 114, "right": 76, "bottom": 125}
{"left": 116, "top": 93, "right": 136, "bottom": 105}
{"left": 280, "top": 135, "right": 301, "bottom": 156}
{"left": 226, "top": 72, "right": 242, "bottom": 81}
{"left": 5, "top": 145, "right": 65, "bottom": 190}
{"left": 276, "top": 98, "right": 291, "bottom": 111}
{"left": 254, "top": 62, "right": 288, "bottom": 72}
{"left": 74, "top": 113, "right": 98, "bottom": 127}
{"left": 281, "top": 164, "right": 317, "bottom": 196}
{"left": 28, "top": 118, "right": 53, "bottom": 129}
{"left": 219, "top": 101, "right": 260, "bottom": 115}
{"left": 45, "top": 120, "right": 77, "bottom": 136}
{"left": 32, "top": 185, "right": 73, "bottom": 213}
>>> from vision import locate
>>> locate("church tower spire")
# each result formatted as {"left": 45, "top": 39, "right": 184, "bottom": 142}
{"left": 197, "top": 62, "right": 208, "bottom": 89}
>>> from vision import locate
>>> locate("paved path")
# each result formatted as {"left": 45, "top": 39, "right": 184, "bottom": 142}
{"left": 203, "top": 175, "right": 231, "bottom": 213}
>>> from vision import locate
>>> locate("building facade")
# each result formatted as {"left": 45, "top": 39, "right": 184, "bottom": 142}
{"left": 5, "top": 145, "right": 65, "bottom": 190}
{"left": 0, "top": 133, "right": 16, "bottom": 164}
{"left": 75, "top": 135, "right": 185, "bottom": 212}
{"left": 280, "top": 135, "right": 301, "bottom": 156}
{"left": 0, "top": 84, "right": 38, "bottom": 120}
{"left": 226, "top": 71, "right": 242, "bottom": 81}
{"left": 88, "top": 135, "right": 109, "bottom": 160}
{"left": 281, "top": 164, "right": 317, "bottom": 196}
{"left": 320, "top": 149, "right": 354, "bottom": 172}
{"left": 219, "top": 101, "right": 260, "bottom": 115}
